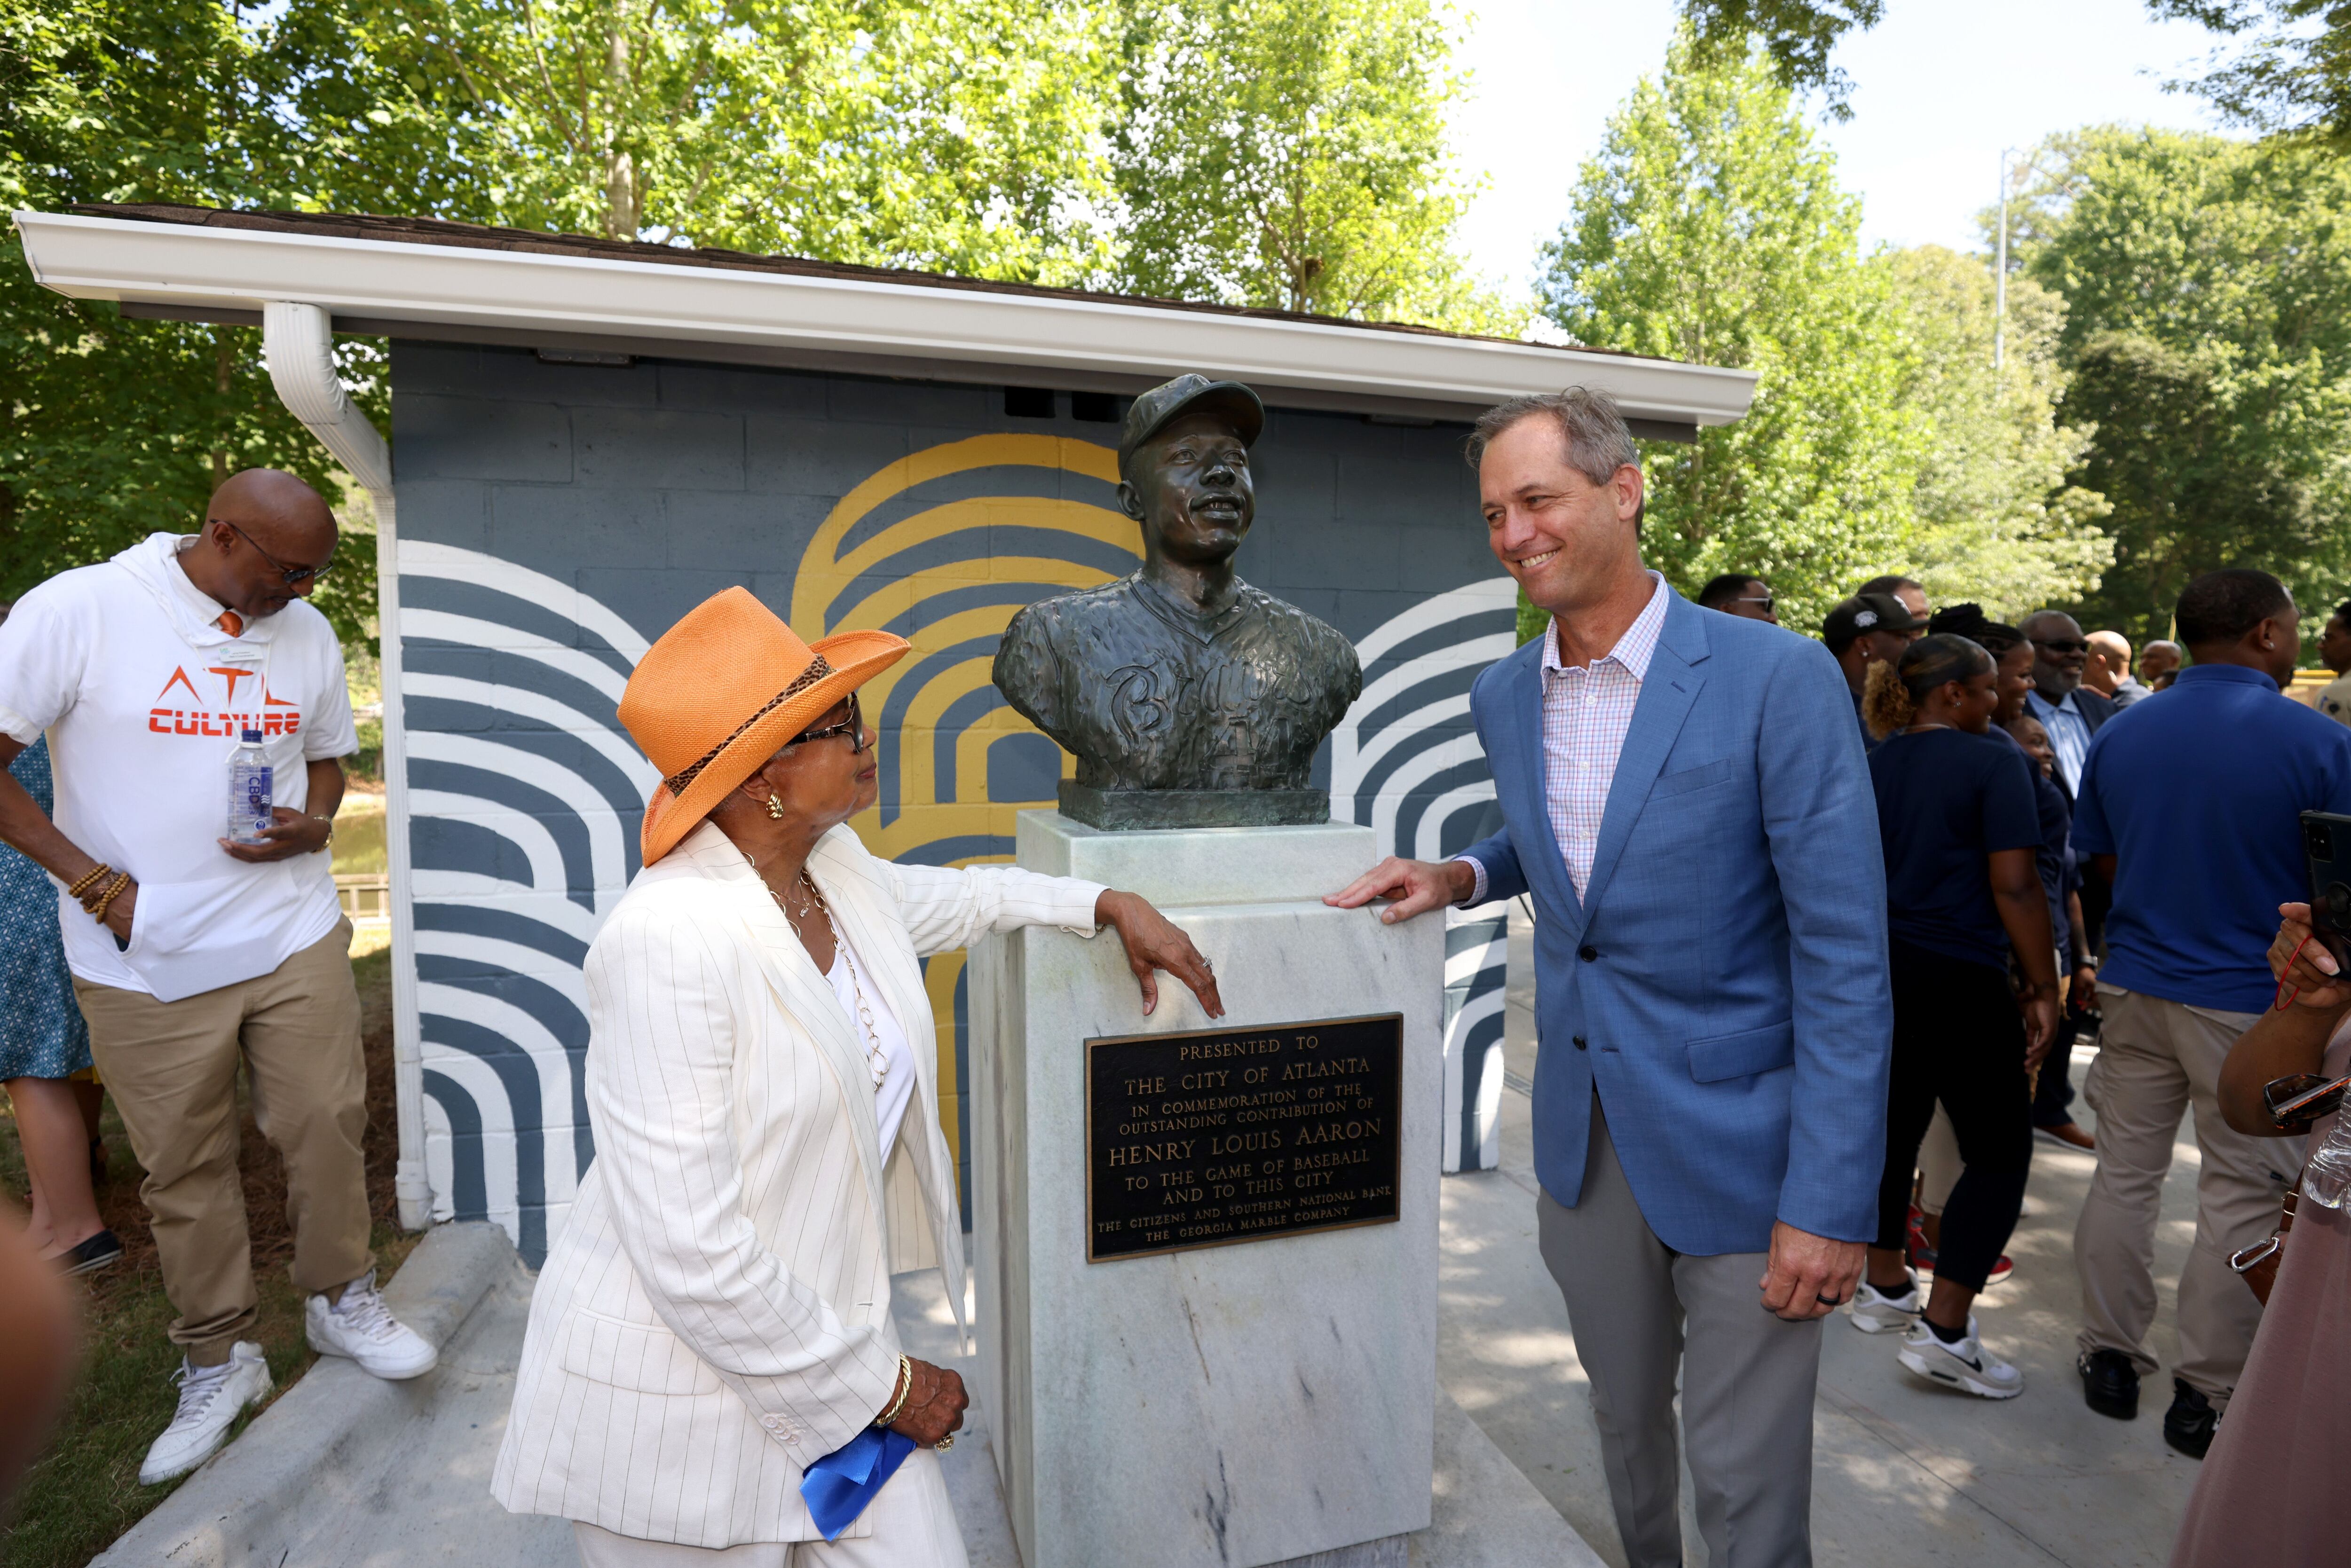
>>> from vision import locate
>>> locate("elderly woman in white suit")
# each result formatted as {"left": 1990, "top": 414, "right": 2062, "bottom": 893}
{"left": 493, "top": 588, "right": 1219, "bottom": 1566}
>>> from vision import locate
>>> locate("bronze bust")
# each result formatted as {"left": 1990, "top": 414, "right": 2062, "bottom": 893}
{"left": 994, "top": 375, "right": 1363, "bottom": 830}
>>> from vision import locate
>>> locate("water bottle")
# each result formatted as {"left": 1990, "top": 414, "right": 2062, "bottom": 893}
{"left": 2305, "top": 1111, "right": 2351, "bottom": 1210}
{"left": 227, "top": 729, "right": 274, "bottom": 846}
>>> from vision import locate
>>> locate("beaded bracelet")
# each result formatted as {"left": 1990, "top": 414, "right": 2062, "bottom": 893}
{"left": 88, "top": 872, "right": 132, "bottom": 924}
{"left": 65, "top": 864, "right": 111, "bottom": 902}
{"left": 873, "top": 1355, "right": 914, "bottom": 1428}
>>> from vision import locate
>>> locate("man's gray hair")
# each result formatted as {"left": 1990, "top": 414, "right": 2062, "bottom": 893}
{"left": 1465, "top": 386, "right": 1641, "bottom": 487}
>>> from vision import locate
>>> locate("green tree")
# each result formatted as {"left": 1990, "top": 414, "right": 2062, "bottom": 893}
{"left": 1107, "top": 0, "right": 1511, "bottom": 329}
{"left": 2151, "top": 0, "right": 2351, "bottom": 149}
{"left": 1677, "top": 0, "right": 1881, "bottom": 116}
{"left": 322, "top": 0, "right": 1118, "bottom": 281}
{"left": 1539, "top": 33, "right": 1923, "bottom": 637}
{"left": 1885, "top": 245, "right": 2111, "bottom": 619}
{"left": 0, "top": 0, "right": 371, "bottom": 634}
{"left": 2017, "top": 126, "right": 2351, "bottom": 644}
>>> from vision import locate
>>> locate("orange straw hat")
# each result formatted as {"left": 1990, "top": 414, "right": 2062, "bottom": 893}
{"left": 621, "top": 587, "right": 909, "bottom": 864}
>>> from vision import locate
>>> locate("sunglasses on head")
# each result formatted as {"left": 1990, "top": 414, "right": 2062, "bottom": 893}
{"left": 214, "top": 519, "right": 335, "bottom": 586}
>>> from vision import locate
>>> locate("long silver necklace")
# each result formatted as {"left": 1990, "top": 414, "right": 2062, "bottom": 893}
{"left": 779, "top": 871, "right": 888, "bottom": 1090}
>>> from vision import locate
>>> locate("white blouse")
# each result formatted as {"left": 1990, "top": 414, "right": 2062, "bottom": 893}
{"left": 823, "top": 935, "right": 918, "bottom": 1162}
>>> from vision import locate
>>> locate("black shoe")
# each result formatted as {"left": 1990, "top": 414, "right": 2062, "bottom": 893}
{"left": 56, "top": 1229, "right": 123, "bottom": 1277}
{"left": 2165, "top": 1380, "right": 2218, "bottom": 1458}
{"left": 2079, "top": 1348, "right": 2140, "bottom": 1419}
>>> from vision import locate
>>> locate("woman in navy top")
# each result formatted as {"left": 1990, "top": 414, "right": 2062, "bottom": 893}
{"left": 1852, "top": 634, "right": 2058, "bottom": 1399}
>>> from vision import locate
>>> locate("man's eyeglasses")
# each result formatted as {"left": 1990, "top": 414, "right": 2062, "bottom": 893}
{"left": 214, "top": 519, "right": 335, "bottom": 586}
{"left": 791, "top": 693, "right": 867, "bottom": 755}
{"left": 2031, "top": 637, "right": 2090, "bottom": 656}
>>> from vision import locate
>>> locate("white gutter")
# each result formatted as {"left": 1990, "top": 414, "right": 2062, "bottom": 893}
{"left": 262, "top": 302, "right": 429, "bottom": 1234}
{"left": 18, "top": 209, "right": 1758, "bottom": 425}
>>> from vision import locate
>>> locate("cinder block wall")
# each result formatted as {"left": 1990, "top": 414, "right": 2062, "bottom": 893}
{"left": 388, "top": 342, "right": 1513, "bottom": 1261}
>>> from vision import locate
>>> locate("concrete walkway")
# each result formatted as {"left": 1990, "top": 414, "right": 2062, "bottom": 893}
{"left": 1436, "top": 904, "right": 2211, "bottom": 1568}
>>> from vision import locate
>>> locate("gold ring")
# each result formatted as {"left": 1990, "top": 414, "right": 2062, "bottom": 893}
{"left": 935, "top": 1434, "right": 955, "bottom": 1451}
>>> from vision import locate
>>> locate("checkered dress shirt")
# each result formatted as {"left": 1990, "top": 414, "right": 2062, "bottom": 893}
{"left": 1458, "top": 572, "right": 1668, "bottom": 904}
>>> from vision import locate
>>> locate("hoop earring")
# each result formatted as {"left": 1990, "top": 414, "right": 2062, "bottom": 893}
{"left": 767, "top": 794, "right": 786, "bottom": 820}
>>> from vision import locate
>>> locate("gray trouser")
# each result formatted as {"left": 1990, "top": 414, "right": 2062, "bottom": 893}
{"left": 1538, "top": 1100, "right": 1823, "bottom": 1568}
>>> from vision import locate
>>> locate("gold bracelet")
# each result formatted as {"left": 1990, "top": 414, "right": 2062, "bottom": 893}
{"left": 66, "top": 864, "right": 111, "bottom": 902}
{"left": 874, "top": 1355, "right": 914, "bottom": 1428}
{"left": 89, "top": 872, "right": 132, "bottom": 924}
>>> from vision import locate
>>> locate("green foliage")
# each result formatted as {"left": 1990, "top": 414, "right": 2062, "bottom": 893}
{"left": 2150, "top": 0, "right": 2351, "bottom": 150}
{"left": 1108, "top": 0, "right": 1510, "bottom": 330}
{"left": 1884, "top": 246, "right": 2112, "bottom": 620}
{"left": 320, "top": 0, "right": 1120, "bottom": 281}
{"left": 0, "top": 0, "right": 379, "bottom": 636}
{"left": 1676, "top": 0, "right": 1883, "bottom": 118}
{"left": 1539, "top": 34, "right": 1925, "bottom": 638}
{"left": 2016, "top": 127, "right": 2351, "bottom": 646}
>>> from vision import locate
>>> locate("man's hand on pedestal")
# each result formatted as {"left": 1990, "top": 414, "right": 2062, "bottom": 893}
{"left": 1095, "top": 890, "right": 1224, "bottom": 1019}
{"left": 1758, "top": 1221, "right": 1866, "bottom": 1322}
{"left": 885, "top": 1358, "right": 967, "bottom": 1446}
{"left": 1324, "top": 856, "right": 1474, "bottom": 924}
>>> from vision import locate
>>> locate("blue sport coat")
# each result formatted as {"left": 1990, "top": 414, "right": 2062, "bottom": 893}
{"left": 1461, "top": 588, "right": 1891, "bottom": 1255}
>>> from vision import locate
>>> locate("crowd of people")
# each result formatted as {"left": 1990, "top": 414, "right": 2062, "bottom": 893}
{"left": 1701, "top": 564, "right": 2351, "bottom": 1487}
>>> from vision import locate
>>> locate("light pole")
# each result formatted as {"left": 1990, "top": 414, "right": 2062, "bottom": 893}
{"left": 1994, "top": 146, "right": 2018, "bottom": 373}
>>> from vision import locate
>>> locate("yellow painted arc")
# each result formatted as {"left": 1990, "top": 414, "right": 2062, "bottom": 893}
{"left": 793, "top": 435, "right": 1123, "bottom": 635}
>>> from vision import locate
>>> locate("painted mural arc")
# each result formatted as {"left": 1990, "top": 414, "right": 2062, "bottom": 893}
{"left": 393, "top": 378, "right": 1521, "bottom": 1263}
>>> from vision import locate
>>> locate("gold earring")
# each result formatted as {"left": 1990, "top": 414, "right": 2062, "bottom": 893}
{"left": 767, "top": 794, "right": 785, "bottom": 820}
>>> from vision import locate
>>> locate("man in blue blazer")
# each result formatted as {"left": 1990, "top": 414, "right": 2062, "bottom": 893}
{"left": 1331, "top": 390, "right": 1890, "bottom": 1568}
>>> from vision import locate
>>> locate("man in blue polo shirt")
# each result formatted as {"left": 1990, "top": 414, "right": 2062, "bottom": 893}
{"left": 2068, "top": 568, "right": 2351, "bottom": 1459}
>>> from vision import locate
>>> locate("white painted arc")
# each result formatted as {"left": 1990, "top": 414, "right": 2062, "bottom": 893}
{"left": 1415, "top": 780, "right": 1500, "bottom": 864}
{"left": 1443, "top": 989, "right": 1507, "bottom": 1050}
{"left": 409, "top": 788, "right": 569, "bottom": 904}
{"left": 1369, "top": 733, "right": 1487, "bottom": 863}
{"left": 418, "top": 980, "right": 586, "bottom": 1207}
{"left": 404, "top": 671, "right": 658, "bottom": 797}
{"left": 401, "top": 609, "right": 630, "bottom": 705}
{"left": 412, "top": 930, "right": 592, "bottom": 1011}
{"left": 406, "top": 733, "right": 629, "bottom": 912}
{"left": 1351, "top": 577, "right": 1519, "bottom": 664}
{"left": 1334, "top": 693, "right": 1474, "bottom": 819}
{"left": 402, "top": 541, "right": 652, "bottom": 664}
{"left": 1348, "top": 633, "right": 1517, "bottom": 729}
{"left": 413, "top": 1049, "right": 522, "bottom": 1221}
{"left": 407, "top": 872, "right": 607, "bottom": 948}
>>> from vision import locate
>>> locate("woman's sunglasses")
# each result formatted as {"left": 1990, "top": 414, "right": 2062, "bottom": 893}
{"left": 790, "top": 692, "right": 867, "bottom": 755}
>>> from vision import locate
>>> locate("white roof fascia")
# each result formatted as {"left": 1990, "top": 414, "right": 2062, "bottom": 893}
{"left": 14, "top": 209, "right": 1757, "bottom": 425}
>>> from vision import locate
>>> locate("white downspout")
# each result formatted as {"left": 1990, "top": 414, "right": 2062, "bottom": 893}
{"left": 263, "top": 301, "right": 430, "bottom": 1233}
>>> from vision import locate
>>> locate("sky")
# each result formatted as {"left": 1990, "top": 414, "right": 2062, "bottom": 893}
{"left": 1448, "top": 0, "right": 2236, "bottom": 295}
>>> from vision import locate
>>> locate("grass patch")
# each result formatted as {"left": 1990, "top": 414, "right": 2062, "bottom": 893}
{"left": 0, "top": 948, "right": 414, "bottom": 1568}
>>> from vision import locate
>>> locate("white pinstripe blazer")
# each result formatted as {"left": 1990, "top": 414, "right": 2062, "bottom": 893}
{"left": 492, "top": 819, "right": 1104, "bottom": 1547}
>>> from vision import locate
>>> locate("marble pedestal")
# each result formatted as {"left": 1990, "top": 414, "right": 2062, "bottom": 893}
{"left": 968, "top": 812, "right": 1443, "bottom": 1568}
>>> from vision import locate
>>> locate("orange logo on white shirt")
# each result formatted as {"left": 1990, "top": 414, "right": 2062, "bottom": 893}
{"left": 148, "top": 665, "right": 301, "bottom": 738}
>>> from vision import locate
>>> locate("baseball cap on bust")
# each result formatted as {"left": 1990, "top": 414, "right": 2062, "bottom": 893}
{"left": 1822, "top": 592, "right": 1925, "bottom": 648}
{"left": 1119, "top": 374, "right": 1266, "bottom": 473}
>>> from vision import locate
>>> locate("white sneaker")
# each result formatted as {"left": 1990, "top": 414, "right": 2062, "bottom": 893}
{"left": 306, "top": 1270, "right": 437, "bottom": 1380}
{"left": 1847, "top": 1276, "right": 1922, "bottom": 1334}
{"left": 139, "top": 1342, "right": 272, "bottom": 1485}
{"left": 1898, "top": 1316, "right": 2024, "bottom": 1399}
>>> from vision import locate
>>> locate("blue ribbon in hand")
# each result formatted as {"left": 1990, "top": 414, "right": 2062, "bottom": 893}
{"left": 800, "top": 1425, "right": 918, "bottom": 1541}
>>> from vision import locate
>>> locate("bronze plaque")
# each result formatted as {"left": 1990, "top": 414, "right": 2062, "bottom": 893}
{"left": 1085, "top": 1013, "right": 1403, "bottom": 1263}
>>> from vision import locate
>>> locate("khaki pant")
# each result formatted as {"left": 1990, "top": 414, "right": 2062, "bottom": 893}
{"left": 2075, "top": 985, "right": 2297, "bottom": 1404}
{"left": 74, "top": 918, "right": 371, "bottom": 1364}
